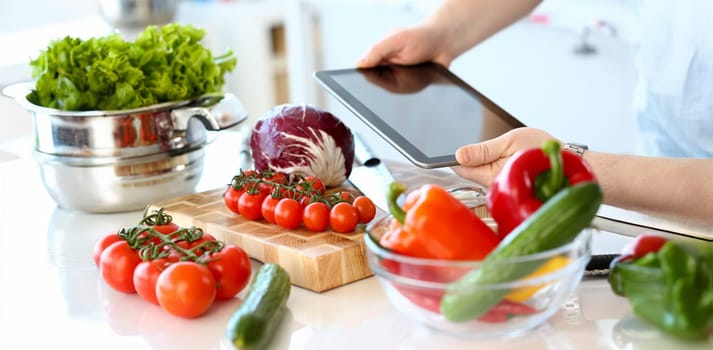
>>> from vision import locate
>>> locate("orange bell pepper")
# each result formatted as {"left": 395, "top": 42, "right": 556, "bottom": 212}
{"left": 380, "top": 182, "right": 499, "bottom": 260}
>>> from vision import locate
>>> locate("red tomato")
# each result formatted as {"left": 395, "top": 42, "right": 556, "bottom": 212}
{"left": 381, "top": 258, "right": 445, "bottom": 313}
{"left": 338, "top": 191, "right": 354, "bottom": 203}
{"left": 224, "top": 186, "right": 245, "bottom": 215}
{"left": 257, "top": 182, "right": 275, "bottom": 196}
{"left": 274, "top": 198, "right": 303, "bottom": 230}
{"left": 93, "top": 232, "right": 123, "bottom": 266}
{"left": 299, "top": 195, "right": 314, "bottom": 208}
{"left": 304, "top": 176, "right": 326, "bottom": 194}
{"left": 621, "top": 234, "right": 668, "bottom": 260}
{"left": 261, "top": 196, "right": 281, "bottom": 224}
{"left": 329, "top": 202, "right": 359, "bottom": 233}
{"left": 238, "top": 192, "right": 268, "bottom": 220}
{"left": 180, "top": 233, "right": 218, "bottom": 257}
{"left": 352, "top": 196, "right": 377, "bottom": 224}
{"left": 264, "top": 172, "right": 288, "bottom": 185}
{"left": 156, "top": 261, "right": 217, "bottom": 319}
{"left": 153, "top": 222, "right": 180, "bottom": 235}
{"left": 381, "top": 257, "right": 472, "bottom": 314}
{"left": 206, "top": 245, "right": 252, "bottom": 300}
{"left": 133, "top": 258, "right": 174, "bottom": 305}
{"left": 137, "top": 222, "right": 179, "bottom": 247}
{"left": 303, "top": 202, "right": 330, "bottom": 232}
{"left": 100, "top": 241, "right": 143, "bottom": 293}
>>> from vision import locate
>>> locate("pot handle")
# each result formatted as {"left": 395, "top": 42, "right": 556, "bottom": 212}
{"left": 170, "top": 93, "right": 249, "bottom": 131}
{"left": 1, "top": 81, "right": 34, "bottom": 100}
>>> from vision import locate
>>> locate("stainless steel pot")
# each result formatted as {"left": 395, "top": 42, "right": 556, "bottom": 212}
{"left": 2, "top": 82, "right": 248, "bottom": 212}
{"left": 2, "top": 82, "right": 247, "bottom": 158}
{"left": 33, "top": 147, "right": 205, "bottom": 213}
{"left": 99, "top": 0, "right": 181, "bottom": 28}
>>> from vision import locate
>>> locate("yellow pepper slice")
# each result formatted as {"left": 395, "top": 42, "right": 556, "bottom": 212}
{"left": 505, "top": 255, "right": 571, "bottom": 302}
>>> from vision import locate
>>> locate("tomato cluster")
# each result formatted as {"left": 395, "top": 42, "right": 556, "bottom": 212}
{"left": 223, "top": 169, "right": 377, "bottom": 233}
{"left": 93, "top": 209, "right": 252, "bottom": 319}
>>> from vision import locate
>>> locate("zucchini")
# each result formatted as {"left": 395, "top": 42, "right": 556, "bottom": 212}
{"left": 226, "top": 263, "right": 291, "bottom": 350}
{"left": 440, "top": 182, "right": 602, "bottom": 322}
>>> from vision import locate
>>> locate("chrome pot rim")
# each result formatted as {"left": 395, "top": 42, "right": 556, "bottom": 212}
{"left": 32, "top": 143, "right": 206, "bottom": 167}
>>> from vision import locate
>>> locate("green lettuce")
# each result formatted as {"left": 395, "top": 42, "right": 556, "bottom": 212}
{"left": 28, "top": 24, "right": 237, "bottom": 111}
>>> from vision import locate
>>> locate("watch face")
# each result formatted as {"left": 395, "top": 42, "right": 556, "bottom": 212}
{"left": 565, "top": 143, "right": 587, "bottom": 156}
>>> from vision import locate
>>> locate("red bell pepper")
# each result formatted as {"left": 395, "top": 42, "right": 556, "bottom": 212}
{"left": 381, "top": 182, "right": 500, "bottom": 260}
{"left": 487, "top": 140, "right": 597, "bottom": 236}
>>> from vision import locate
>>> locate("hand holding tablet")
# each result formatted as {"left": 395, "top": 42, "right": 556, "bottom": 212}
{"left": 314, "top": 63, "right": 524, "bottom": 168}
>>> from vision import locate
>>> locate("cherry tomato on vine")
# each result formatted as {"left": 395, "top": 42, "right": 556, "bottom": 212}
{"left": 338, "top": 191, "right": 355, "bottom": 203}
{"left": 100, "top": 240, "right": 143, "bottom": 293}
{"left": 303, "top": 176, "right": 326, "bottom": 194}
{"left": 329, "top": 202, "right": 359, "bottom": 233}
{"left": 153, "top": 222, "right": 180, "bottom": 234}
{"left": 257, "top": 182, "right": 274, "bottom": 196}
{"left": 206, "top": 245, "right": 252, "bottom": 300}
{"left": 137, "top": 221, "right": 179, "bottom": 246}
{"left": 239, "top": 169, "right": 258, "bottom": 177}
{"left": 274, "top": 198, "right": 303, "bottom": 230}
{"left": 133, "top": 258, "right": 175, "bottom": 305}
{"left": 353, "top": 196, "right": 377, "bottom": 224}
{"left": 224, "top": 185, "right": 246, "bottom": 215}
{"left": 93, "top": 232, "right": 123, "bottom": 266}
{"left": 238, "top": 192, "right": 268, "bottom": 220}
{"left": 264, "top": 172, "right": 288, "bottom": 185}
{"left": 303, "top": 202, "right": 330, "bottom": 232}
{"left": 299, "top": 195, "right": 314, "bottom": 208}
{"left": 176, "top": 232, "right": 219, "bottom": 257}
{"left": 156, "top": 261, "right": 217, "bottom": 319}
{"left": 261, "top": 196, "right": 281, "bottom": 224}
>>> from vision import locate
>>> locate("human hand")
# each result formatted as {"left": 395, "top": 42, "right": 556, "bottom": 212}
{"left": 355, "top": 25, "right": 454, "bottom": 68}
{"left": 451, "top": 127, "right": 560, "bottom": 186}
{"left": 359, "top": 63, "right": 443, "bottom": 94}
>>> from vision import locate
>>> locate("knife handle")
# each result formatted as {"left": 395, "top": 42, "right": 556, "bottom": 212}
{"left": 353, "top": 133, "right": 380, "bottom": 166}
{"left": 584, "top": 254, "right": 619, "bottom": 277}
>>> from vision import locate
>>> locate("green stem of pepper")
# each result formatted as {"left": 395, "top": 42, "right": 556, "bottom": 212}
{"left": 387, "top": 182, "right": 408, "bottom": 224}
{"left": 536, "top": 140, "right": 565, "bottom": 202}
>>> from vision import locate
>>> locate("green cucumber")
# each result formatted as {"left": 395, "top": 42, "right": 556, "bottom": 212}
{"left": 226, "top": 263, "right": 291, "bottom": 350}
{"left": 440, "top": 182, "right": 603, "bottom": 322}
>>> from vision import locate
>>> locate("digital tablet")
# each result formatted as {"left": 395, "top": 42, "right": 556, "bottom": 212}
{"left": 314, "top": 62, "right": 525, "bottom": 168}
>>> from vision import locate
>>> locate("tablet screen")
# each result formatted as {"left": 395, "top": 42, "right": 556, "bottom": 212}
{"left": 314, "top": 63, "right": 524, "bottom": 168}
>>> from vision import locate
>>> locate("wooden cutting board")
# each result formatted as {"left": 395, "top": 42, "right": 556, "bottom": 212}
{"left": 148, "top": 161, "right": 489, "bottom": 292}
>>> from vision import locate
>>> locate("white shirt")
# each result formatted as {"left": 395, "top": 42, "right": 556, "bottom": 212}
{"left": 635, "top": 0, "right": 713, "bottom": 158}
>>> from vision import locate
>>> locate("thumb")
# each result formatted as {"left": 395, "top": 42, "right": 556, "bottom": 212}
{"left": 455, "top": 137, "right": 507, "bottom": 166}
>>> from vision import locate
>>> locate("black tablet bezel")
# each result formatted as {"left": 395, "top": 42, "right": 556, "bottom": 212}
{"left": 313, "top": 62, "right": 525, "bottom": 168}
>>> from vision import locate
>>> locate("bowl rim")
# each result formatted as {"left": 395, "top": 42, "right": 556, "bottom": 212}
{"left": 364, "top": 215, "right": 592, "bottom": 266}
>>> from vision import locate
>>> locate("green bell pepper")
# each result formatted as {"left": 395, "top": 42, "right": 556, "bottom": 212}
{"left": 609, "top": 238, "right": 713, "bottom": 340}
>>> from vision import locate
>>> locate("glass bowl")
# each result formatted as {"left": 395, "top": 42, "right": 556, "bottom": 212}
{"left": 364, "top": 215, "right": 592, "bottom": 339}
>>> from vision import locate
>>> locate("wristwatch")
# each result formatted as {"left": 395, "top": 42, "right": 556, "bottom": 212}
{"left": 564, "top": 142, "right": 588, "bottom": 157}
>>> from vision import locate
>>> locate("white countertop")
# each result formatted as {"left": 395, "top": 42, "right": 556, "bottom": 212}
{"left": 0, "top": 130, "right": 709, "bottom": 350}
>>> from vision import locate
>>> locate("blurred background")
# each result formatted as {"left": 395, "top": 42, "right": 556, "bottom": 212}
{"left": 0, "top": 0, "right": 640, "bottom": 163}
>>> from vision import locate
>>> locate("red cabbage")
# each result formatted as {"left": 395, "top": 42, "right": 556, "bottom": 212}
{"left": 250, "top": 104, "right": 355, "bottom": 187}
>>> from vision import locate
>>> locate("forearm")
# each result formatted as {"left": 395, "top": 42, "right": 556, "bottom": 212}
{"left": 424, "top": 0, "right": 542, "bottom": 59}
{"left": 584, "top": 151, "right": 713, "bottom": 219}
